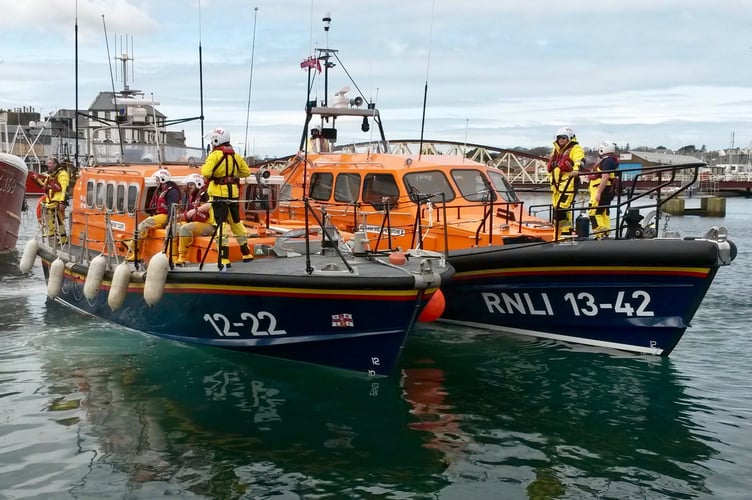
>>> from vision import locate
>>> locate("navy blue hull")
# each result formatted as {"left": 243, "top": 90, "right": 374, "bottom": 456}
{"left": 442, "top": 238, "right": 731, "bottom": 355}
{"left": 42, "top": 261, "right": 431, "bottom": 376}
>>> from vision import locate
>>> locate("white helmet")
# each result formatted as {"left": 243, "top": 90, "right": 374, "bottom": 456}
{"left": 184, "top": 173, "right": 205, "bottom": 189}
{"left": 555, "top": 127, "right": 575, "bottom": 140}
{"left": 598, "top": 141, "right": 617, "bottom": 156}
{"left": 152, "top": 169, "right": 171, "bottom": 184}
{"left": 209, "top": 127, "right": 230, "bottom": 147}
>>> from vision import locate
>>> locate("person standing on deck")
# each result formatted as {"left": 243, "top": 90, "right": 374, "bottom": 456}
{"left": 31, "top": 157, "right": 70, "bottom": 245}
{"left": 588, "top": 141, "right": 620, "bottom": 239}
{"left": 547, "top": 127, "right": 585, "bottom": 238}
{"left": 200, "top": 127, "right": 254, "bottom": 266}
{"left": 307, "top": 124, "right": 330, "bottom": 153}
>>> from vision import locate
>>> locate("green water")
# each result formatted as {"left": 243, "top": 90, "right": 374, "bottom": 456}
{"left": 1, "top": 201, "right": 751, "bottom": 499}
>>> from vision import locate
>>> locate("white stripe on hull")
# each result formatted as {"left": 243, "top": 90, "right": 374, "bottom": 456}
{"left": 438, "top": 318, "right": 666, "bottom": 356}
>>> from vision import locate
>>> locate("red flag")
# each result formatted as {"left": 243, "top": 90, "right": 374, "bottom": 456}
{"left": 300, "top": 56, "right": 322, "bottom": 73}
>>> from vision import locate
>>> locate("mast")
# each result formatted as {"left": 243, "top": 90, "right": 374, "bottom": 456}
{"left": 198, "top": 1, "right": 206, "bottom": 153}
{"left": 74, "top": 4, "right": 79, "bottom": 167}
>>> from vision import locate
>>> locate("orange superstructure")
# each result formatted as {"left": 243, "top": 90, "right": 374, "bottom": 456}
{"left": 275, "top": 151, "right": 555, "bottom": 254}
{"left": 68, "top": 163, "right": 283, "bottom": 266}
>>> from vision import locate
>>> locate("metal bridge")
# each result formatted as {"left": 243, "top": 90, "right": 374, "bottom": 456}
{"left": 338, "top": 138, "right": 551, "bottom": 185}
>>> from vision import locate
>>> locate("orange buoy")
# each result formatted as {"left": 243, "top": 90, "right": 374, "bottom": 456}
{"left": 418, "top": 289, "right": 445, "bottom": 322}
{"left": 389, "top": 251, "right": 406, "bottom": 265}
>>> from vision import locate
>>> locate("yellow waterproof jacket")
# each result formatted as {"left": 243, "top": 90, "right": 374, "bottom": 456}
{"left": 46, "top": 168, "right": 70, "bottom": 203}
{"left": 548, "top": 139, "right": 585, "bottom": 172}
{"left": 548, "top": 139, "right": 585, "bottom": 191}
{"left": 200, "top": 145, "right": 251, "bottom": 199}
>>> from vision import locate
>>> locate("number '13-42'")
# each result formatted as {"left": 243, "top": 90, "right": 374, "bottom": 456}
{"left": 563, "top": 291, "right": 654, "bottom": 317}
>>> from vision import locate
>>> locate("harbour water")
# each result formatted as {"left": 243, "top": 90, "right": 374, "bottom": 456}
{"left": 1, "top": 198, "right": 751, "bottom": 499}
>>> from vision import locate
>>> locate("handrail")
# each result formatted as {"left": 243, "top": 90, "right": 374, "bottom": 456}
{"left": 528, "top": 162, "right": 703, "bottom": 241}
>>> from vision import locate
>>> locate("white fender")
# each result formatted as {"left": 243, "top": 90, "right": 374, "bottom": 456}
{"left": 143, "top": 253, "right": 169, "bottom": 306}
{"left": 83, "top": 255, "right": 107, "bottom": 300}
{"left": 107, "top": 261, "right": 132, "bottom": 311}
{"left": 19, "top": 239, "right": 39, "bottom": 273}
{"left": 47, "top": 258, "right": 65, "bottom": 298}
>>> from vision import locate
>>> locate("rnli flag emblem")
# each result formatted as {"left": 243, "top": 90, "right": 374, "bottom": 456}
{"left": 331, "top": 313, "right": 354, "bottom": 328}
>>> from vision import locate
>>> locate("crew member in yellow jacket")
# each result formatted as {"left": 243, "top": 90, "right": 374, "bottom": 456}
{"left": 200, "top": 127, "right": 254, "bottom": 266}
{"left": 31, "top": 157, "right": 70, "bottom": 245}
{"left": 547, "top": 127, "right": 585, "bottom": 237}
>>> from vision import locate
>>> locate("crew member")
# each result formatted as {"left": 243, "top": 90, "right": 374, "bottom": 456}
{"left": 307, "top": 124, "right": 330, "bottom": 153}
{"left": 200, "top": 127, "right": 254, "bottom": 266}
{"left": 547, "top": 127, "right": 585, "bottom": 237}
{"left": 126, "top": 169, "right": 180, "bottom": 261}
{"left": 588, "top": 141, "right": 619, "bottom": 239}
{"left": 31, "top": 157, "right": 70, "bottom": 245}
{"left": 175, "top": 174, "right": 213, "bottom": 265}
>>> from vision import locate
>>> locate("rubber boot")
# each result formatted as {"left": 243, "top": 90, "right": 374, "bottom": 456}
{"left": 240, "top": 243, "right": 254, "bottom": 262}
{"left": 125, "top": 240, "right": 142, "bottom": 262}
{"left": 220, "top": 244, "right": 231, "bottom": 268}
{"left": 220, "top": 227, "right": 231, "bottom": 268}
{"left": 176, "top": 236, "right": 190, "bottom": 265}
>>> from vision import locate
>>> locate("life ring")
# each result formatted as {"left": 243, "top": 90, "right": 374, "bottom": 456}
{"left": 35, "top": 195, "right": 48, "bottom": 225}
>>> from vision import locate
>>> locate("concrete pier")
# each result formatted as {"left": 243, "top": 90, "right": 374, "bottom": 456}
{"left": 662, "top": 197, "right": 726, "bottom": 216}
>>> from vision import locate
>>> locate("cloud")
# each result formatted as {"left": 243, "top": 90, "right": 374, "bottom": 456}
{"left": 2, "top": 0, "right": 752, "bottom": 157}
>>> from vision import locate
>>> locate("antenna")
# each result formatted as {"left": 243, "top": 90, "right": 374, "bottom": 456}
{"left": 417, "top": 0, "right": 436, "bottom": 161}
{"left": 74, "top": 0, "right": 79, "bottom": 167}
{"left": 198, "top": 0, "right": 205, "bottom": 153}
{"left": 322, "top": 12, "right": 332, "bottom": 107}
{"left": 101, "top": 15, "right": 124, "bottom": 161}
{"left": 243, "top": 7, "right": 259, "bottom": 158}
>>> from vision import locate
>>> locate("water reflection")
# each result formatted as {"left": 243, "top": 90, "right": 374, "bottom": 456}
{"left": 24, "top": 329, "right": 450, "bottom": 498}
{"left": 404, "top": 325, "right": 718, "bottom": 498}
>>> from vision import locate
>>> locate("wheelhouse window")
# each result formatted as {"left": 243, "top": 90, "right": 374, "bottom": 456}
{"left": 362, "top": 173, "right": 400, "bottom": 209}
{"left": 244, "top": 183, "right": 278, "bottom": 212}
{"left": 116, "top": 184, "right": 126, "bottom": 213}
{"left": 127, "top": 185, "right": 138, "bottom": 214}
{"left": 86, "top": 180, "right": 95, "bottom": 207}
{"left": 451, "top": 169, "right": 495, "bottom": 202}
{"left": 309, "top": 172, "right": 334, "bottom": 201}
{"left": 402, "top": 171, "right": 455, "bottom": 203}
{"left": 486, "top": 170, "right": 520, "bottom": 203}
{"left": 105, "top": 183, "right": 115, "bottom": 210}
{"left": 95, "top": 181, "right": 106, "bottom": 208}
{"left": 334, "top": 173, "right": 361, "bottom": 203}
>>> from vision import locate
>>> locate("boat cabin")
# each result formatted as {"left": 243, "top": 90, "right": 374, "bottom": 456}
{"left": 67, "top": 163, "right": 286, "bottom": 265}
{"left": 278, "top": 153, "right": 555, "bottom": 252}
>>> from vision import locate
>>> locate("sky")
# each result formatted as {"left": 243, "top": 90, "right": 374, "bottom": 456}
{"left": 2, "top": 0, "right": 752, "bottom": 158}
